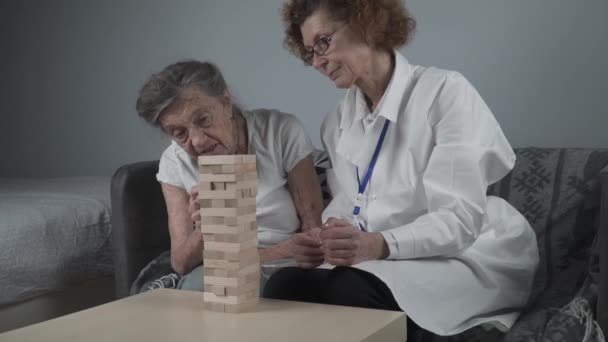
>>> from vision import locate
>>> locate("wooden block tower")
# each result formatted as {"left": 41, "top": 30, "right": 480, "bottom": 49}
{"left": 198, "top": 155, "right": 260, "bottom": 313}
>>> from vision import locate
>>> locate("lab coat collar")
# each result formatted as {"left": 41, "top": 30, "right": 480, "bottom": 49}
{"left": 336, "top": 50, "right": 412, "bottom": 170}
{"left": 339, "top": 50, "right": 412, "bottom": 130}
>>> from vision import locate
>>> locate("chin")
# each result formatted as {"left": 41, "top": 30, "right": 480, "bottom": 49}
{"left": 333, "top": 78, "right": 355, "bottom": 89}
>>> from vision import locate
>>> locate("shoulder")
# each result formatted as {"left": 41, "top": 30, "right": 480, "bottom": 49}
{"left": 412, "top": 65, "right": 470, "bottom": 94}
{"left": 248, "top": 108, "right": 302, "bottom": 125}
{"left": 321, "top": 101, "right": 344, "bottom": 135}
{"left": 160, "top": 141, "right": 189, "bottom": 163}
{"left": 247, "top": 108, "right": 307, "bottom": 135}
{"left": 157, "top": 141, "right": 193, "bottom": 189}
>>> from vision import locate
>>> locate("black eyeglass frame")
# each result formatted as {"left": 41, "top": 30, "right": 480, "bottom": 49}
{"left": 302, "top": 23, "right": 347, "bottom": 66}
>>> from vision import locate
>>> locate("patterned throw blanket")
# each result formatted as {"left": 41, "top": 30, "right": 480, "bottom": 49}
{"left": 130, "top": 251, "right": 180, "bottom": 294}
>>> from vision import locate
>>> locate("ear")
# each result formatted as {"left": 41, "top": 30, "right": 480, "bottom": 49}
{"left": 222, "top": 89, "right": 232, "bottom": 113}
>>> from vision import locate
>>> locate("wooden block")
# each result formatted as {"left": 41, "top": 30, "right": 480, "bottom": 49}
{"left": 204, "top": 239, "right": 257, "bottom": 253}
{"left": 211, "top": 199, "right": 225, "bottom": 208}
{"left": 204, "top": 265, "right": 259, "bottom": 278}
{"left": 203, "top": 247, "right": 259, "bottom": 262}
{"left": 200, "top": 199, "right": 228, "bottom": 208}
{"left": 203, "top": 272, "right": 261, "bottom": 288}
{"left": 242, "top": 189, "right": 251, "bottom": 198}
{"left": 224, "top": 298, "right": 259, "bottom": 313}
{"left": 203, "top": 289, "right": 259, "bottom": 305}
{"left": 211, "top": 285, "right": 227, "bottom": 297}
{"left": 199, "top": 165, "right": 222, "bottom": 174}
{"left": 205, "top": 268, "right": 229, "bottom": 277}
{"left": 241, "top": 155, "right": 257, "bottom": 164}
{"left": 231, "top": 163, "right": 257, "bottom": 173}
{"left": 250, "top": 186, "right": 258, "bottom": 196}
{"left": 204, "top": 255, "right": 260, "bottom": 270}
{"left": 250, "top": 222, "right": 258, "bottom": 232}
{"left": 201, "top": 172, "right": 257, "bottom": 183}
{"left": 230, "top": 163, "right": 257, "bottom": 173}
{"left": 200, "top": 223, "right": 253, "bottom": 235}
{"left": 203, "top": 230, "right": 257, "bottom": 243}
{"left": 201, "top": 216, "right": 225, "bottom": 225}
{"left": 207, "top": 280, "right": 259, "bottom": 297}
{"left": 204, "top": 263, "right": 259, "bottom": 278}
{"left": 224, "top": 180, "right": 258, "bottom": 191}
{"left": 203, "top": 247, "right": 259, "bottom": 264}
{"left": 199, "top": 182, "right": 212, "bottom": 191}
{"left": 211, "top": 182, "right": 225, "bottom": 191}
{"left": 241, "top": 172, "right": 257, "bottom": 181}
{"left": 227, "top": 279, "right": 259, "bottom": 296}
{"left": 199, "top": 155, "right": 243, "bottom": 165}
{"left": 201, "top": 214, "right": 255, "bottom": 228}
{"left": 224, "top": 213, "right": 256, "bottom": 226}
{"left": 204, "top": 174, "right": 239, "bottom": 183}
{"left": 236, "top": 263, "right": 261, "bottom": 277}
{"left": 199, "top": 190, "right": 243, "bottom": 200}
{"left": 224, "top": 197, "right": 256, "bottom": 208}
{"left": 199, "top": 199, "right": 213, "bottom": 208}
{"left": 200, "top": 205, "right": 255, "bottom": 217}
{"left": 203, "top": 301, "right": 225, "bottom": 312}
{"left": 210, "top": 163, "right": 256, "bottom": 174}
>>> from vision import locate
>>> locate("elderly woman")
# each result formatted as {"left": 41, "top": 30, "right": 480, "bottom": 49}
{"left": 135, "top": 60, "right": 323, "bottom": 291}
{"left": 263, "top": 0, "right": 539, "bottom": 339}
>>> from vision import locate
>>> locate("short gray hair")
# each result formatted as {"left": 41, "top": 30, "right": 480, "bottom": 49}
{"left": 136, "top": 60, "right": 230, "bottom": 127}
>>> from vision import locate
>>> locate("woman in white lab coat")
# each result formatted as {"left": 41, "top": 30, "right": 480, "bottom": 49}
{"left": 264, "top": 0, "right": 539, "bottom": 338}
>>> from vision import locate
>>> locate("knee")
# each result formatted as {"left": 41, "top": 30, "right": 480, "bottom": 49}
{"left": 323, "top": 267, "right": 369, "bottom": 307}
{"left": 262, "top": 267, "right": 308, "bottom": 300}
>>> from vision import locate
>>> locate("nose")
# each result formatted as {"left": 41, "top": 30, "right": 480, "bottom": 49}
{"left": 312, "top": 54, "right": 327, "bottom": 71}
{"left": 189, "top": 128, "right": 208, "bottom": 151}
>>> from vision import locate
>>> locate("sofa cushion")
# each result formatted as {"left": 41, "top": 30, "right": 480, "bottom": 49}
{"left": 488, "top": 148, "right": 608, "bottom": 311}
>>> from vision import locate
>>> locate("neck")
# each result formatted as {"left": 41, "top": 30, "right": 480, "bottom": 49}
{"left": 233, "top": 109, "right": 248, "bottom": 154}
{"left": 355, "top": 50, "right": 394, "bottom": 112}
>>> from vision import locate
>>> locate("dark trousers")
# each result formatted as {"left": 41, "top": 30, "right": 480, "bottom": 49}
{"left": 263, "top": 266, "right": 505, "bottom": 342}
{"left": 263, "top": 266, "right": 401, "bottom": 311}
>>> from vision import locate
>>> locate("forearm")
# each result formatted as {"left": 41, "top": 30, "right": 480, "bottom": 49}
{"left": 172, "top": 229, "right": 204, "bottom": 275}
{"left": 287, "top": 155, "right": 324, "bottom": 231}
{"left": 295, "top": 196, "right": 323, "bottom": 231}
{"left": 380, "top": 210, "right": 477, "bottom": 260}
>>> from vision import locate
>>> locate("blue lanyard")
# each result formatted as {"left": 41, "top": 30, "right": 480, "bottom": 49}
{"left": 353, "top": 118, "right": 391, "bottom": 217}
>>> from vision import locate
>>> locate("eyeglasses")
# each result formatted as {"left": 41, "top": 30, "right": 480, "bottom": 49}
{"left": 302, "top": 23, "right": 347, "bottom": 66}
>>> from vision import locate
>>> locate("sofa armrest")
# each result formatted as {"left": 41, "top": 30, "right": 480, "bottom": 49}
{"left": 111, "top": 161, "right": 170, "bottom": 298}
{"left": 598, "top": 172, "right": 608, "bottom": 334}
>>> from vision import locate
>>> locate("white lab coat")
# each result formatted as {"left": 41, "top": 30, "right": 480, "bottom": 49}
{"left": 320, "top": 50, "right": 539, "bottom": 336}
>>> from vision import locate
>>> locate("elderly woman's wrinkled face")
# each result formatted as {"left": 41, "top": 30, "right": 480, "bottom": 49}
{"left": 301, "top": 8, "right": 367, "bottom": 89}
{"left": 159, "top": 86, "right": 236, "bottom": 159}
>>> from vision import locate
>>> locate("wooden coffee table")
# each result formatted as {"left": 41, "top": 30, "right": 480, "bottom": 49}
{"left": 0, "top": 289, "right": 407, "bottom": 341}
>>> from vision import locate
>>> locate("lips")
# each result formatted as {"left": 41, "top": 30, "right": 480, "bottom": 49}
{"left": 202, "top": 144, "right": 218, "bottom": 154}
{"left": 329, "top": 67, "right": 341, "bottom": 81}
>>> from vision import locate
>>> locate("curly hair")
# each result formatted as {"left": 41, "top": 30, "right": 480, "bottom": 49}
{"left": 281, "top": 0, "right": 416, "bottom": 61}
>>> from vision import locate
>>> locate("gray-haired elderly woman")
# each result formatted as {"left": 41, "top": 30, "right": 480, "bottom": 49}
{"left": 135, "top": 60, "right": 324, "bottom": 291}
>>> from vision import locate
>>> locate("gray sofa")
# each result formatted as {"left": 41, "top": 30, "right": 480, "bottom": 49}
{"left": 111, "top": 147, "right": 608, "bottom": 341}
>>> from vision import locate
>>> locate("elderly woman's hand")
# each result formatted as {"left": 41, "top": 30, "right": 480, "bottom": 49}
{"left": 188, "top": 185, "right": 201, "bottom": 227}
{"left": 291, "top": 227, "right": 324, "bottom": 269}
{"left": 320, "top": 218, "right": 389, "bottom": 266}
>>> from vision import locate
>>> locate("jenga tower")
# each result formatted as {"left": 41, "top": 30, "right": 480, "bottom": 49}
{"left": 198, "top": 155, "right": 260, "bottom": 313}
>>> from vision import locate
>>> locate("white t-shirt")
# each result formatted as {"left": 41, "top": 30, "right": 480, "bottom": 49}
{"left": 156, "top": 109, "right": 315, "bottom": 247}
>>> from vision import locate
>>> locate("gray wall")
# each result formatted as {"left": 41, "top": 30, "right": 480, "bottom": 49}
{"left": 1, "top": 0, "right": 607, "bottom": 177}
